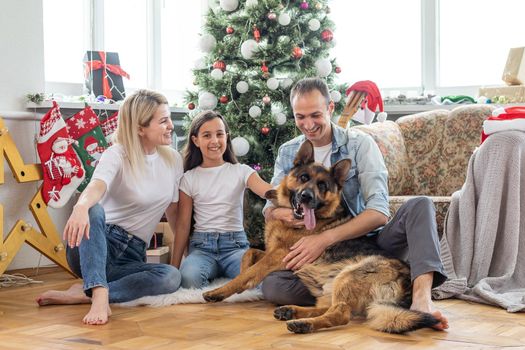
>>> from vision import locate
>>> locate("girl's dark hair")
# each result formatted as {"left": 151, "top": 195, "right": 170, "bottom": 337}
{"left": 182, "top": 110, "right": 238, "bottom": 171}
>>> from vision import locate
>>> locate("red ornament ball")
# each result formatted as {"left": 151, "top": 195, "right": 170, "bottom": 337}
{"left": 261, "top": 126, "right": 270, "bottom": 135}
{"left": 292, "top": 46, "right": 303, "bottom": 59}
{"left": 321, "top": 29, "right": 333, "bottom": 42}
{"left": 261, "top": 63, "right": 269, "bottom": 73}
{"left": 300, "top": 1, "right": 309, "bottom": 10}
{"left": 262, "top": 95, "right": 271, "bottom": 104}
{"left": 188, "top": 102, "right": 195, "bottom": 110}
{"left": 335, "top": 66, "right": 342, "bottom": 74}
{"left": 267, "top": 11, "right": 277, "bottom": 20}
{"left": 219, "top": 95, "right": 229, "bottom": 104}
{"left": 226, "top": 26, "right": 234, "bottom": 34}
{"left": 213, "top": 60, "right": 226, "bottom": 72}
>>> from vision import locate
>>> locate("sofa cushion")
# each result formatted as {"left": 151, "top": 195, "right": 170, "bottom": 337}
{"left": 396, "top": 110, "right": 450, "bottom": 196}
{"left": 439, "top": 105, "right": 494, "bottom": 195}
{"left": 353, "top": 121, "right": 414, "bottom": 195}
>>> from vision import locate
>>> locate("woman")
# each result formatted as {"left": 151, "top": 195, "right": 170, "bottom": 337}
{"left": 36, "top": 89, "right": 183, "bottom": 325}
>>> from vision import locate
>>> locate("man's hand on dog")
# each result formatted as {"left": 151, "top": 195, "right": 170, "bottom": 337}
{"left": 267, "top": 207, "right": 305, "bottom": 228}
{"left": 283, "top": 235, "right": 330, "bottom": 270}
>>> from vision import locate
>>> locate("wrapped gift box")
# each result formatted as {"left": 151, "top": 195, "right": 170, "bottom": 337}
{"left": 479, "top": 85, "right": 525, "bottom": 103}
{"left": 502, "top": 47, "right": 525, "bottom": 85}
{"left": 83, "top": 51, "right": 129, "bottom": 101}
{"left": 146, "top": 246, "right": 170, "bottom": 264}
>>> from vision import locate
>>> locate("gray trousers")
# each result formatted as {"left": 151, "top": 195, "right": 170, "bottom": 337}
{"left": 261, "top": 197, "right": 447, "bottom": 306}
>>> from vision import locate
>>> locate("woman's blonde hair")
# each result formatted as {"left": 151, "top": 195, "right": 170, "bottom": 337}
{"left": 114, "top": 89, "right": 175, "bottom": 176}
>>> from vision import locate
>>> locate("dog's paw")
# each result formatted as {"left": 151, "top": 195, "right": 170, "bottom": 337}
{"left": 202, "top": 291, "right": 224, "bottom": 303}
{"left": 274, "top": 306, "right": 295, "bottom": 321}
{"left": 287, "top": 320, "right": 314, "bottom": 334}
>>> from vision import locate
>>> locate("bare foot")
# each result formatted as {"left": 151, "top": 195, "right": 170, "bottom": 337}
{"left": 411, "top": 298, "right": 449, "bottom": 331}
{"left": 36, "top": 283, "right": 90, "bottom": 306}
{"left": 411, "top": 272, "right": 449, "bottom": 331}
{"left": 82, "top": 287, "right": 111, "bottom": 325}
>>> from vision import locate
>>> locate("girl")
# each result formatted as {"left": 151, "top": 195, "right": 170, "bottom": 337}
{"left": 171, "top": 110, "right": 272, "bottom": 288}
{"left": 36, "top": 90, "right": 184, "bottom": 325}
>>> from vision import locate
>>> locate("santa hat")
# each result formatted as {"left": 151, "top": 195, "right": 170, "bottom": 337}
{"left": 84, "top": 136, "right": 98, "bottom": 147}
{"left": 345, "top": 80, "right": 387, "bottom": 124}
{"left": 481, "top": 106, "right": 525, "bottom": 144}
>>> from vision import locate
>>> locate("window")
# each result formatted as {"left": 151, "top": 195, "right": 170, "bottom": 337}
{"left": 43, "top": 0, "right": 525, "bottom": 101}
{"left": 43, "top": 0, "right": 85, "bottom": 83}
{"left": 42, "top": 0, "right": 204, "bottom": 104}
{"left": 330, "top": 0, "right": 421, "bottom": 89}
{"left": 439, "top": 0, "right": 525, "bottom": 87}
{"left": 161, "top": 2, "right": 203, "bottom": 94}
{"left": 104, "top": 0, "right": 149, "bottom": 89}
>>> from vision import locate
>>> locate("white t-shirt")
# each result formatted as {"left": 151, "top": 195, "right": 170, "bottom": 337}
{"left": 92, "top": 144, "right": 184, "bottom": 243}
{"left": 314, "top": 143, "right": 332, "bottom": 168}
{"left": 180, "top": 163, "right": 255, "bottom": 233}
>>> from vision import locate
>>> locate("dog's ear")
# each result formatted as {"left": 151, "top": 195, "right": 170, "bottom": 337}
{"left": 265, "top": 189, "right": 277, "bottom": 200}
{"left": 294, "top": 140, "right": 315, "bottom": 167}
{"left": 331, "top": 159, "right": 351, "bottom": 188}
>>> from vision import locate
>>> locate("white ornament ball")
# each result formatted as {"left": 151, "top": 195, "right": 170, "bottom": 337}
{"left": 220, "top": 0, "right": 239, "bottom": 12}
{"left": 274, "top": 112, "right": 287, "bottom": 125}
{"left": 232, "top": 136, "right": 250, "bottom": 157}
{"left": 199, "top": 34, "right": 217, "bottom": 53}
{"left": 278, "top": 35, "right": 290, "bottom": 44}
{"left": 198, "top": 92, "right": 218, "bottom": 110}
{"left": 249, "top": 105, "right": 262, "bottom": 118}
{"left": 266, "top": 78, "right": 279, "bottom": 90}
{"left": 241, "top": 39, "right": 258, "bottom": 59}
{"left": 278, "top": 13, "right": 291, "bottom": 26}
{"left": 308, "top": 19, "right": 321, "bottom": 31}
{"left": 330, "top": 90, "right": 342, "bottom": 103}
{"left": 281, "top": 78, "right": 294, "bottom": 89}
{"left": 236, "top": 81, "right": 249, "bottom": 94}
{"left": 194, "top": 58, "right": 206, "bottom": 70}
{"left": 315, "top": 58, "right": 332, "bottom": 77}
{"left": 210, "top": 68, "right": 224, "bottom": 80}
{"left": 245, "top": 0, "right": 258, "bottom": 8}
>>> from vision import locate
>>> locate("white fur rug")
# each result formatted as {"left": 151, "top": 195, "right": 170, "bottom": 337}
{"left": 118, "top": 279, "right": 263, "bottom": 307}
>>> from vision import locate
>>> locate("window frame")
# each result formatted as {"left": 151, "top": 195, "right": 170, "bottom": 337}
{"left": 43, "top": 0, "right": 484, "bottom": 100}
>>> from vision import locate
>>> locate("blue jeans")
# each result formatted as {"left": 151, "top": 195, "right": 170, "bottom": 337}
{"left": 180, "top": 231, "right": 250, "bottom": 288}
{"left": 66, "top": 204, "right": 181, "bottom": 303}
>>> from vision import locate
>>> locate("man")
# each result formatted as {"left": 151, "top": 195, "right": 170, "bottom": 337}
{"left": 262, "top": 77, "right": 449, "bottom": 330}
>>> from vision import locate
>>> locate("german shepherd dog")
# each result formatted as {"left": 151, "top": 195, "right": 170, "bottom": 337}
{"left": 203, "top": 140, "right": 439, "bottom": 334}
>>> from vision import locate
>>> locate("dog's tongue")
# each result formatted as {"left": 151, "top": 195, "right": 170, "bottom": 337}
{"left": 303, "top": 206, "right": 316, "bottom": 230}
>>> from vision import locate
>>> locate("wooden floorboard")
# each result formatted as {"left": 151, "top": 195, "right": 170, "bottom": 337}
{"left": 0, "top": 267, "right": 524, "bottom": 349}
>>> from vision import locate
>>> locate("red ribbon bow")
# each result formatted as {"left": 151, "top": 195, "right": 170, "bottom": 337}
{"left": 84, "top": 51, "right": 130, "bottom": 99}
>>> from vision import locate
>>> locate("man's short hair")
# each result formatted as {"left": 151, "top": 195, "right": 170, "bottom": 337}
{"left": 290, "top": 77, "right": 331, "bottom": 107}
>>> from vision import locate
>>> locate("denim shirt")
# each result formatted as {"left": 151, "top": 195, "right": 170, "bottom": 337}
{"left": 264, "top": 123, "right": 389, "bottom": 221}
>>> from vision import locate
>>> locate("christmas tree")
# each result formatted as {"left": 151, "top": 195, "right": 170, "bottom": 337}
{"left": 185, "top": 0, "right": 347, "bottom": 248}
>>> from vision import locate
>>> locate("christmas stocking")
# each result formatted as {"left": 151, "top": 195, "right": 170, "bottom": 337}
{"left": 100, "top": 111, "right": 119, "bottom": 146}
{"left": 66, "top": 106, "right": 109, "bottom": 192}
{"left": 37, "top": 101, "right": 85, "bottom": 208}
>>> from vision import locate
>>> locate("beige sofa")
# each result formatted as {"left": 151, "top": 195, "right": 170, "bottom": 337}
{"left": 353, "top": 105, "right": 495, "bottom": 234}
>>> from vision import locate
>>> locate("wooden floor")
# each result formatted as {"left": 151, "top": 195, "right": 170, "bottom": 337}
{"left": 0, "top": 267, "right": 524, "bottom": 349}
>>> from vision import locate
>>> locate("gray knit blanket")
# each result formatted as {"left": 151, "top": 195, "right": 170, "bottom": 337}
{"left": 432, "top": 131, "right": 525, "bottom": 312}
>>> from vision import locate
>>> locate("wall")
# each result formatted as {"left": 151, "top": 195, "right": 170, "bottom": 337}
{"left": 1, "top": 0, "right": 71, "bottom": 270}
